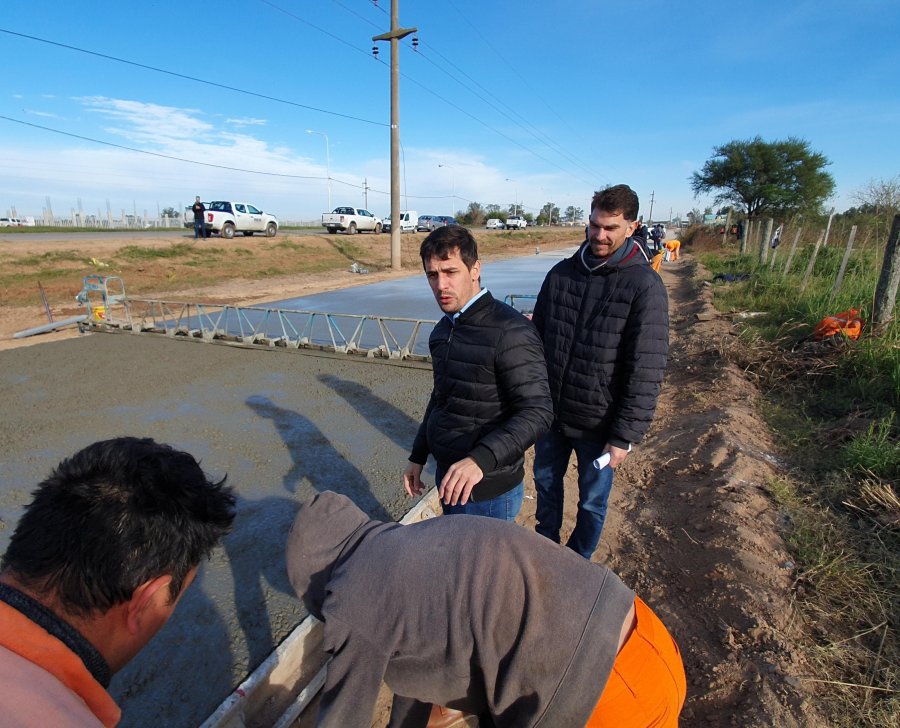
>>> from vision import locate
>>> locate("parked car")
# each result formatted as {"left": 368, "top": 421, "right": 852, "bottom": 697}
{"left": 505, "top": 216, "right": 527, "bottom": 230}
{"left": 0, "top": 217, "right": 22, "bottom": 227}
{"left": 486, "top": 218, "right": 505, "bottom": 230}
{"left": 416, "top": 215, "right": 437, "bottom": 232}
{"left": 202, "top": 201, "right": 278, "bottom": 239}
{"left": 383, "top": 210, "right": 418, "bottom": 233}
{"left": 322, "top": 207, "right": 382, "bottom": 234}
{"left": 417, "top": 214, "right": 457, "bottom": 232}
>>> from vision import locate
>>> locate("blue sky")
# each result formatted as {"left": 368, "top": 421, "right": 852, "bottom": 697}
{"left": 1, "top": 0, "right": 898, "bottom": 223}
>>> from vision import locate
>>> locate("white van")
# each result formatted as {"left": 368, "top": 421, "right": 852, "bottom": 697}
{"left": 384, "top": 210, "right": 418, "bottom": 233}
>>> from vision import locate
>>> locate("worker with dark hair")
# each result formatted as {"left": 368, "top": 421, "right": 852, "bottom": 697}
{"left": 0, "top": 437, "right": 236, "bottom": 726}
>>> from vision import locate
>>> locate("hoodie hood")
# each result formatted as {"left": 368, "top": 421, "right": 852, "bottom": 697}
{"left": 577, "top": 236, "right": 650, "bottom": 274}
{"left": 285, "top": 491, "right": 380, "bottom": 620}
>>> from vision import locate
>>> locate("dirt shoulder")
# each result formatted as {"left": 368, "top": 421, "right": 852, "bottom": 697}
{"left": 518, "top": 255, "right": 825, "bottom": 726}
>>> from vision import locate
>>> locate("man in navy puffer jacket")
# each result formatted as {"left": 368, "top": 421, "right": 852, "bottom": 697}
{"left": 533, "top": 184, "right": 669, "bottom": 558}
{"left": 403, "top": 225, "right": 553, "bottom": 520}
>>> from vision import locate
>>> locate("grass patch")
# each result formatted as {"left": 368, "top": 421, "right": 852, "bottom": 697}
{"left": 705, "top": 247, "right": 899, "bottom": 726}
{"left": 11, "top": 250, "right": 87, "bottom": 266}
{"left": 116, "top": 243, "right": 198, "bottom": 261}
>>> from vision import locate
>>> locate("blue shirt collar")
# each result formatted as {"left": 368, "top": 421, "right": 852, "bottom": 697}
{"left": 447, "top": 287, "right": 489, "bottom": 323}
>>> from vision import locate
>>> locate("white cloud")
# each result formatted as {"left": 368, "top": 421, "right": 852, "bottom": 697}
{"left": 226, "top": 117, "right": 268, "bottom": 127}
{"left": 23, "top": 109, "right": 60, "bottom": 119}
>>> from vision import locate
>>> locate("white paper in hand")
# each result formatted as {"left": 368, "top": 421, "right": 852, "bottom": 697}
{"left": 592, "top": 452, "right": 611, "bottom": 470}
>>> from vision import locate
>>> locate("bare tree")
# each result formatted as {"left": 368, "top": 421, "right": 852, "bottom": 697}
{"left": 852, "top": 176, "right": 900, "bottom": 216}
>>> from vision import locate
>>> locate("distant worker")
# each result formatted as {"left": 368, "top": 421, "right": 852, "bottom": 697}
{"left": 287, "top": 491, "right": 686, "bottom": 728}
{"left": 665, "top": 238, "right": 681, "bottom": 261}
{"left": 532, "top": 184, "right": 669, "bottom": 559}
{"left": 402, "top": 225, "right": 553, "bottom": 520}
{"left": 192, "top": 196, "right": 206, "bottom": 239}
{"left": 0, "top": 437, "right": 236, "bottom": 727}
{"left": 648, "top": 223, "right": 664, "bottom": 253}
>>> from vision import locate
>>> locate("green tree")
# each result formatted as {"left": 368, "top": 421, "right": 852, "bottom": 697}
{"left": 690, "top": 136, "right": 835, "bottom": 219}
{"left": 564, "top": 205, "right": 584, "bottom": 223}
{"left": 161, "top": 206, "right": 178, "bottom": 218}
{"left": 539, "top": 201, "right": 560, "bottom": 225}
{"left": 461, "top": 201, "right": 485, "bottom": 226}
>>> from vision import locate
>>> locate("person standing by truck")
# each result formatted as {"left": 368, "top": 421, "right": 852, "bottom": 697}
{"left": 192, "top": 196, "right": 206, "bottom": 240}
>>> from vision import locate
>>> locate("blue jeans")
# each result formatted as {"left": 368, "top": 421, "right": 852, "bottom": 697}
{"left": 194, "top": 219, "right": 205, "bottom": 239}
{"left": 533, "top": 430, "right": 615, "bottom": 559}
{"left": 436, "top": 466, "right": 523, "bottom": 521}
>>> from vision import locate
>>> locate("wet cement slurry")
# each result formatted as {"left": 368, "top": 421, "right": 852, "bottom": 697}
{"left": 0, "top": 335, "right": 433, "bottom": 727}
{"left": 0, "top": 248, "right": 575, "bottom": 727}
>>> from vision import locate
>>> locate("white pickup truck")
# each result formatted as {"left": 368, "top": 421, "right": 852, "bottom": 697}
{"left": 505, "top": 215, "right": 528, "bottom": 230}
{"left": 322, "top": 207, "right": 382, "bottom": 234}
{"left": 185, "top": 201, "right": 278, "bottom": 239}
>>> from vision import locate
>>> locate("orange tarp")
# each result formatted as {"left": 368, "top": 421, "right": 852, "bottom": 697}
{"left": 812, "top": 308, "right": 864, "bottom": 341}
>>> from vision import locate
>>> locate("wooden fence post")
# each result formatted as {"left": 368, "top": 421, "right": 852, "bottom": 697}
{"left": 873, "top": 214, "right": 900, "bottom": 325}
{"left": 800, "top": 230, "right": 825, "bottom": 293}
{"left": 740, "top": 220, "right": 750, "bottom": 255}
{"left": 783, "top": 228, "right": 803, "bottom": 274}
{"left": 759, "top": 218, "right": 773, "bottom": 266}
{"left": 830, "top": 225, "right": 857, "bottom": 299}
{"left": 722, "top": 210, "right": 731, "bottom": 247}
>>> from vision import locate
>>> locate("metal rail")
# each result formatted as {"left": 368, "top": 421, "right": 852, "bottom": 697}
{"left": 76, "top": 276, "right": 437, "bottom": 361}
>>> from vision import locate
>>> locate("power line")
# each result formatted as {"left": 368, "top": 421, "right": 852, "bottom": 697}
{"left": 0, "top": 114, "right": 365, "bottom": 188}
{"left": 284, "top": 2, "right": 595, "bottom": 185}
{"left": 0, "top": 27, "right": 387, "bottom": 127}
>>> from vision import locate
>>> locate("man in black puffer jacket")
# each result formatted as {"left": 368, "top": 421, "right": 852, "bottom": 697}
{"left": 403, "top": 226, "right": 553, "bottom": 519}
{"left": 533, "top": 184, "right": 669, "bottom": 558}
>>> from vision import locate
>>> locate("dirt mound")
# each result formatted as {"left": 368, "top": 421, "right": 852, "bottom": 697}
{"left": 519, "top": 257, "right": 827, "bottom": 727}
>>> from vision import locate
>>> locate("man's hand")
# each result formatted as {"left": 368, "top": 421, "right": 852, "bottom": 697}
{"left": 403, "top": 461, "right": 425, "bottom": 497}
{"left": 606, "top": 444, "right": 630, "bottom": 469}
{"left": 439, "top": 457, "right": 484, "bottom": 506}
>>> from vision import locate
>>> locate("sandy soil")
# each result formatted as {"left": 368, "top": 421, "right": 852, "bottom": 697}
{"left": 516, "top": 257, "right": 827, "bottom": 726}
{"left": 1, "top": 233, "right": 827, "bottom": 726}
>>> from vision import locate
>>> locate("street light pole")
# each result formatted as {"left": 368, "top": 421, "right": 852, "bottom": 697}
{"left": 374, "top": 2, "right": 416, "bottom": 271}
{"left": 438, "top": 163, "right": 454, "bottom": 217}
{"left": 306, "top": 129, "right": 331, "bottom": 211}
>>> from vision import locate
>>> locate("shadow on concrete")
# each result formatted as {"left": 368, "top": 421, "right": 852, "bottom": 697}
{"left": 232, "top": 393, "right": 397, "bottom": 667}
{"left": 111, "top": 565, "right": 235, "bottom": 727}
{"left": 316, "top": 373, "right": 421, "bottom": 450}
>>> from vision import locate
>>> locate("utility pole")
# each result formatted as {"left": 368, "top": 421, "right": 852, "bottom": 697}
{"left": 373, "top": 2, "right": 416, "bottom": 271}
{"left": 364, "top": 178, "right": 369, "bottom": 209}
{"left": 647, "top": 190, "right": 655, "bottom": 223}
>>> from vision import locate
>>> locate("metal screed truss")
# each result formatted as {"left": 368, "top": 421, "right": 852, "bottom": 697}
{"left": 76, "top": 276, "right": 436, "bottom": 361}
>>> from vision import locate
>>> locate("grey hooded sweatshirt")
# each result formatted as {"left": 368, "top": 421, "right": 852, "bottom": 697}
{"left": 286, "top": 492, "right": 635, "bottom": 728}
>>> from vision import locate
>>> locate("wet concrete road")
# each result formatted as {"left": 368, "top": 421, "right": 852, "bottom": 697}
{"left": 0, "top": 335, "right": 433, "bottom": 727}
{"left": 270, "top": 247, "right": 574, "bottom": 317}
{"left": 0, "top": 247, "right": 576, "bottom": 726}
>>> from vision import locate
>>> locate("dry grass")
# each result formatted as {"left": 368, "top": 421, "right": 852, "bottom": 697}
{"left": 0, "top": 228, "right": 579, "bottom": 310}
{"left": 716, "top": 326, "right": 899, "bottom": 727}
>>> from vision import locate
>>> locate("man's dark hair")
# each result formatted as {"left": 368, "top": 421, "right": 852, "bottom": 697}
{"left": 1, "top": 437, "right": 235, "bottom": 617}
{"left": 591, "top": 184, "right": 640, "bottom": 222}
{"left": 419, "top": 225, "right": 479, "bottom": 270}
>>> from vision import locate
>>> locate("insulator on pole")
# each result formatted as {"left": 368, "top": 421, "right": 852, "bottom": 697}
{"left": 372, "top": 45, "right": 379, "bottom": 58}
{"left": 412, "top": 35, "right": 419, "bottom": 51}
